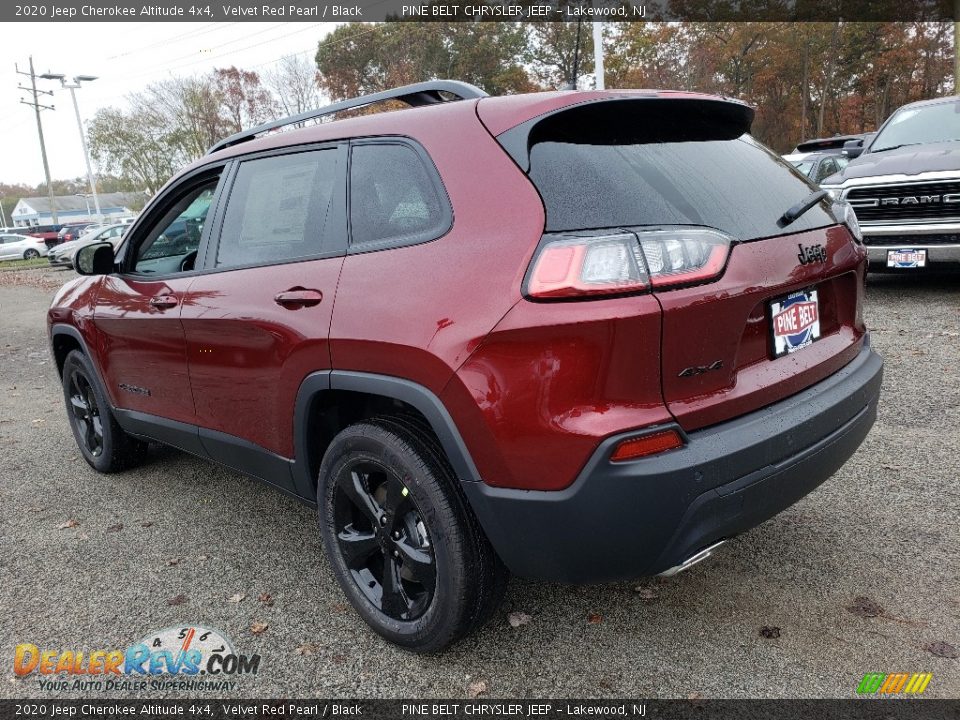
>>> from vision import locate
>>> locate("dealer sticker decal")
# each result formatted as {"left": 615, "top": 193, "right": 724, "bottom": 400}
{"left": 770, "top": 289, "right": 821, "bottom": 357}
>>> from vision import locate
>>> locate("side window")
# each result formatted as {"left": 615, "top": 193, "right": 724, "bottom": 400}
{"left": 133, "top": 178, "right": 220, "bottom": 274}
{"left": 215, "top": 149, "right": 339, "bottom": 269}
{"left": 816, "top": 158, "right": 837, "bottom": 183}
{"left": 349, "top": 142, "right": 450, "bottom": 250}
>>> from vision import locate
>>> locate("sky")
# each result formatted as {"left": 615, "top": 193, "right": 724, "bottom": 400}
{"left": 2, "top": 22, "right": 339, "bottom": 187}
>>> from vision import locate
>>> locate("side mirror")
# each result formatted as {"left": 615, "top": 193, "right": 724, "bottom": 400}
{"left": 75, "top": 241, "right": 115, "bottom": 276}
{"left": 842, "top": 138, "right": 865, "bottom": 158}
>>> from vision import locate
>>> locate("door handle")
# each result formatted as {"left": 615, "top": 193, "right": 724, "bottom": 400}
{"left": 149, "top": 295, "right": 178, "bottom": 310}
{"left": 274, "top": 288, "right": 323, "bottom": 308}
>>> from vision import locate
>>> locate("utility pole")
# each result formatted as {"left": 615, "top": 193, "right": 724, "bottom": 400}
{"left": 16, "top": 56, "right": 58, "bottom": 224}
{"left": 955, "top": 0, "right": 960, "bottom": 92}
{"left": 593, "top": 22, "right": 605, "bottom": 90}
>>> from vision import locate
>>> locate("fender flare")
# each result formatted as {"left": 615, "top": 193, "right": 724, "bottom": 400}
{"left": 49, "top": 323, "right": 101, "bottom": 379}
{"left": 291, "top": 370, "right": 482, "bottom": 499}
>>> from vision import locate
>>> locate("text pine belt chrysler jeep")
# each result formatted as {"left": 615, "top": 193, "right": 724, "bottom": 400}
{"left": 821, "top": 95, "right": 960, "bottom": 271}
{"left": 49, "top": 81, "right": 883, "bottom": 652}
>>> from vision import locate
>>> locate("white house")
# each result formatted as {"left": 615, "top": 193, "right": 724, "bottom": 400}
{"left": 11, "top": 192, "right": 144, "bottom": 226}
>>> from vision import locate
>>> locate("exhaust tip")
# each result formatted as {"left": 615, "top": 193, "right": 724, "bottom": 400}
{"left": 657, "top": 540, "right": 726, "bottom": 578}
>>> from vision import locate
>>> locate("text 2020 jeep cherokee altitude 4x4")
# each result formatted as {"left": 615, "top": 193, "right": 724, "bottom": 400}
{"left": 49, "top": 81, "right": 883, "bottom": 652}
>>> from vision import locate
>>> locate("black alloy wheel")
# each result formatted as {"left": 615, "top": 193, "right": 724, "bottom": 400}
{"left": 317, "top": 417, "right": 509, "bottom": 652}
{"left": 67, "top": 367, "right": 103, "bottom": 458}
{"left": 333, "top": 461, "right": 436, "bottom": 621}
{"left": 60, "top": 350, "right": 148, "bottom": 473}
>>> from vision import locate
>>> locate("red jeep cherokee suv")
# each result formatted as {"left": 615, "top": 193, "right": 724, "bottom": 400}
{"left": 49, "top": 81, "right": 883, "bottom": 652}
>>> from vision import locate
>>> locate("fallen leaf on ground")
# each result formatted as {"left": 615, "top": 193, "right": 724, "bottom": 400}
{"left": 599, "top": 679, "right": 613, "bottom": 690}
{"left": 295, "top": 643, "right": 319, "bottom": 656}
{"left": 106, "top": 523, "right": 123, "bottom": 533}
{"left": 58, "top": 519, "right": 79, "bottom": 529}
{"left": 197, "top": 554, "right": 209, "bottom": 561}
{"left": 165, "top": 557, "right": 180, "bottom": 567}
{"left": 467, "top": 679, "right": 488, "bottom": 698}
{"left": 925, "top": 641, "right": 958, "bottom": 659}
{"left": 587, "top": 613, "right": 603, "bottom": 624}
{"left": 167, "top": 594, "right": 188, "bottom": 606}
{"left": 760, "top": 625, "right": 781, "bottom": 639}
{"left": 250, "top": 622, "right": 268, "bottom": 635}
{"left": 140, "top": 521, "right": 154, "bottom": 528}
{"left": 847, "top": 596, "right": 884, "bottom": 618}
{"left": 258, "top": 593, "right": 274, "bottom": 607}
{"left": 507, "top": 611, "right": 531, "bottom": 628}
{"left": 331, "top": 602, "right": 349, "bottom": 613}
{"left": 331, "top": 654, "right": 347, "bottom": 665}
{"left": 634, "top": 587, "right": 658, "bottom": 600}
{"left": 227, "top": 593, "right": 246, "bottom": 604}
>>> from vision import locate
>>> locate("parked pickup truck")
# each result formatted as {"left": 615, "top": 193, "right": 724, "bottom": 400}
{"left": 821, "top": 95, "right": 960, "bottom": 271}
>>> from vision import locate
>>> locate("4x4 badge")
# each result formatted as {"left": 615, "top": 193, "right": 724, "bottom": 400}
{"left": 678, "top": 360, "right": 724, "bottom": 377}
{"left": 798, "top": 243, "right": 827, "bottom": 264}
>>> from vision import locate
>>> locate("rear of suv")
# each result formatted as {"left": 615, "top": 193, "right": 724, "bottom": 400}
{"left": 49, "top": 81, "right": 882, "bottom": 652}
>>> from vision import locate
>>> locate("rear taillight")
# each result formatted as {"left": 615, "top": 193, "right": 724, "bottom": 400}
{"left": 526, "top": 227, "right": 733, "bottom": 299}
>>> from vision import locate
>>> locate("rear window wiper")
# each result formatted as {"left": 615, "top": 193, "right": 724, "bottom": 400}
{"left": 779, "top": 189, "right": 829, "bottom": 227}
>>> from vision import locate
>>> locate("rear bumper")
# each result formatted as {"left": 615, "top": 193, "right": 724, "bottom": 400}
{"left": 463, "top": 340, "right": 883, "bottom": 583}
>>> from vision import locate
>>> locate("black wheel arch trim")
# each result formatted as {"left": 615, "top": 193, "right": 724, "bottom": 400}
{"left": 50, "top": 323, "right": 102, "bottom": 380}
{"left": 292, "top": 370, "right": 483, "bottom": 500}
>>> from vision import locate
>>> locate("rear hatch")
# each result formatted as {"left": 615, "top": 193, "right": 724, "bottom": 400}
{"left": 488, "top": 94, "right": 868, "bottom": 431}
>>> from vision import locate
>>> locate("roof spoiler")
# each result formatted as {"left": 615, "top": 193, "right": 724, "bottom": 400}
{"left": 495, "top": 96, "right": 755, "bottom": 173}
{"left": 208, "top": 79, "right": 488, "bottom": 155}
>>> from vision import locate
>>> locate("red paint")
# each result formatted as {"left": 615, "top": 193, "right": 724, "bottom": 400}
{"left": 48, "top": 89, "right": 870, "bottom": 494}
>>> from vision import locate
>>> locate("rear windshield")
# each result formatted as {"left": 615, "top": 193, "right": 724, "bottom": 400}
{"left": 529, "top": 135, "right": 835, "bottom": 241}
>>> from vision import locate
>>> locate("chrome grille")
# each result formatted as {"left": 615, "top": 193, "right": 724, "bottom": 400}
{"left": 846, "top": 180, "right": 960, "bottom": 222}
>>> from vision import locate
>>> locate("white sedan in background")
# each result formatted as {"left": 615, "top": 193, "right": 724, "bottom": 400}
{"left": 48, "top": 224, "right": 127, "bottom": 269}
{"left": 0, "top": 233, "right": 49, "bottom": 260}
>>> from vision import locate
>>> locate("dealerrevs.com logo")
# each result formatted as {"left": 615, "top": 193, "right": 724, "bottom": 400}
{"left": 14, "top": 625, "right": 261, "bottom": 692}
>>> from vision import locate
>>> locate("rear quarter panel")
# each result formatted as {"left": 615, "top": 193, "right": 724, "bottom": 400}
{"left": 329, "top": 104, "right": 544, "bottom": 400}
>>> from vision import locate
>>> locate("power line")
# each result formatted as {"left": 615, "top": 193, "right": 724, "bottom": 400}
{"left": 107, "top": 22, "right": 236, "bottom": 60}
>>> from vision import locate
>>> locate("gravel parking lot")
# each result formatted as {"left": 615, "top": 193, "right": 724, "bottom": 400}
{"left": 1, "top": 267, "right": 958, "bottom": 699}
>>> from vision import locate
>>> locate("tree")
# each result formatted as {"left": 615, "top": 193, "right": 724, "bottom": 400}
{"left": 87, "top": 106, "right": 186, "bottom": 194}
{"left": 526, "top": 20, "right": 594, "bottom": 89}
{"left": 213, "top": 66, "right": 276, "bottom": 132}
{"left": 315, "top": 22, "right": 534, "bottom": 101}
{"left": 264, "top": 54, "right": 324, "bottom": 117}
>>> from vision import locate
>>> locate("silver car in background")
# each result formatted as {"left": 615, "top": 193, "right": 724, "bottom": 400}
{"left": 0, "top": 233, "right": 49, "bottom": 260}
{"left": 48, "top": 224, "right": 127, "bottom": 269}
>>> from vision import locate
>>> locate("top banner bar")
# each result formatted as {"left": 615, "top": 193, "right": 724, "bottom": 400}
{"left": 4, "top": 0, "right": 957, "bottom": 23}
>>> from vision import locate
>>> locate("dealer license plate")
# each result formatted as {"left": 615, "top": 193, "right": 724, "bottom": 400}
{"left": 770, "top": 289, "right": 821, "bottom": 358}
{"left": 887, "top": 248, "right": 927, "bottom": 268}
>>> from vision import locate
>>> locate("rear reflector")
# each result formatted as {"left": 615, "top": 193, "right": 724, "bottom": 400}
{"left": 610, "top": 429, "right": 684, "bottom": 462}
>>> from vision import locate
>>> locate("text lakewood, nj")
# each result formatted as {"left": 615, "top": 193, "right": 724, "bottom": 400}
{"left": 402, "top": 4, "right": 646, "bottom": 16}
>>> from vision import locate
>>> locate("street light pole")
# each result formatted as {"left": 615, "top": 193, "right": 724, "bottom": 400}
{"left": 40, "top": 73, "right": 101, "bottom": 222}
{"left": 593, "top": 22, "right": 605, "bottom": 90}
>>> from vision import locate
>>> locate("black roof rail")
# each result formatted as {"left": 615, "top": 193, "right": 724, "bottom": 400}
{"left": 207, "top": 79, "right": 488, "bottom": 155}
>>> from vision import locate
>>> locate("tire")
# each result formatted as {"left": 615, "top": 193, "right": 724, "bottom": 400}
{"left": 61, "top": 350, "right": 148, "bottom": 473}
{"left": 317, "top": 416, "right": 508, "bottom": 652}
{"left": 23, "top": 248, "right": 40, "bottom": 259}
